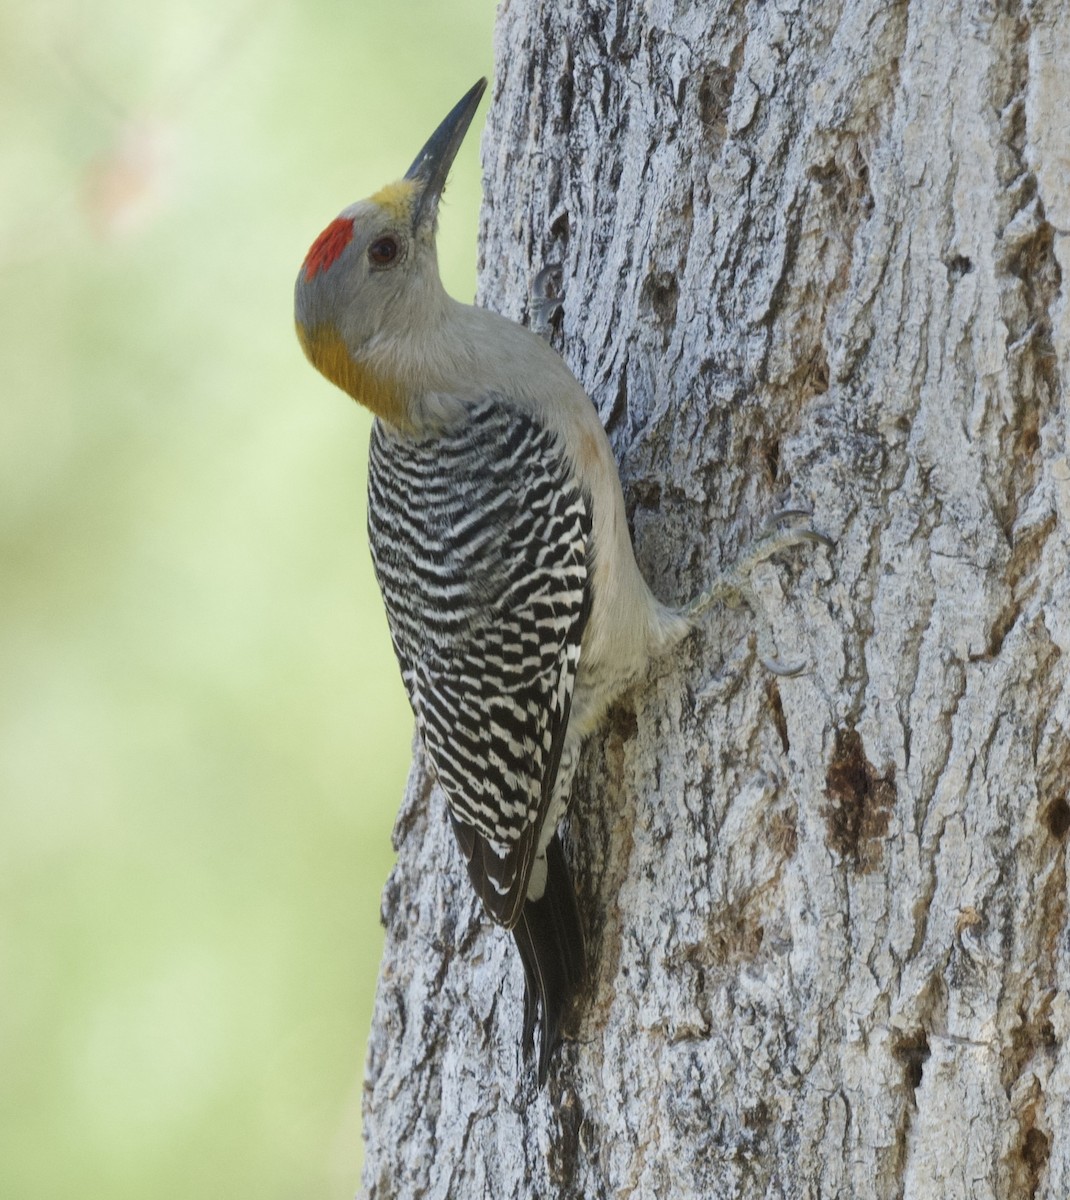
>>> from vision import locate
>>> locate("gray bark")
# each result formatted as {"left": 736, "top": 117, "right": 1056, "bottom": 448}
{"left": 360, "top": 1, "right": 1070, "bottom": 1196}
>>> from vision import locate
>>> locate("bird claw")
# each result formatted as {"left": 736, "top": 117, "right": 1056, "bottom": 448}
{"left": 759, "top": 509, "right": 835, "bottom": 549}
{"left": 686, "top": 509, "right": 831, "bottom": 676}
{"left": 760, "top": 654, "right": 808, "bottom": 678}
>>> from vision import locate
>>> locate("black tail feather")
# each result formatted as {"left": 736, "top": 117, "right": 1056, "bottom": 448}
{"left": 511, "top": 833, "right": 587, "bottom": 1086}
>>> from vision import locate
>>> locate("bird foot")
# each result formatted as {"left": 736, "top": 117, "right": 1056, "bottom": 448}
{"left": 684, "top": 510, "right": 832, "bottom": 676}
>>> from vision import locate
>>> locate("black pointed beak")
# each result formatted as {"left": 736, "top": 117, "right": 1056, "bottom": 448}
{"left": 405, "top": 78, "right": 487, "bottom": 231}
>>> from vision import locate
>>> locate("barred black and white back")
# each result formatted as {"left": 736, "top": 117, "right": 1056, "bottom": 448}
{"left": 367, "top": 397, "right": 593, "bottom": 930}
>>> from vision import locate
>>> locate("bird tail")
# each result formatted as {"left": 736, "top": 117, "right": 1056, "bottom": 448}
{"left": 512, "top": 833, "right": 587, "bottom": 1086}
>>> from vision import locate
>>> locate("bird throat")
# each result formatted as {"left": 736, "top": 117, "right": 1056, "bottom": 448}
{"left": 296, "top": 323, "right": 409, "bottom": 428}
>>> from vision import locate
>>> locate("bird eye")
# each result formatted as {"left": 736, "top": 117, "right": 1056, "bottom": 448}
{"left": 368, "top": 236, "right": 400, "bottom": 267}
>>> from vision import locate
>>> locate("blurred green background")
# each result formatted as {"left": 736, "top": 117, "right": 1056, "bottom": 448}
{"left": 0, "top": 1, "right": 492, "bottom": 1195}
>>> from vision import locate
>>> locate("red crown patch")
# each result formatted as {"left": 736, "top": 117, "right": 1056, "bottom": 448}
{"left": 303, "top": 217, "right": 355, "bottom": 281}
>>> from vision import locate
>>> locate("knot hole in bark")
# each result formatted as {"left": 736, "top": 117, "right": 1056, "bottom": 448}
{"left": 1044, "top": 796, "right": 1070, "bottom": 840}
{"left": 891, "top": 1028, "right": 931, "bottom": 1095}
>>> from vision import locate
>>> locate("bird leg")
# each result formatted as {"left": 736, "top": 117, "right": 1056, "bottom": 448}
{"left": 685, "top": 510, "right": 832, "bottom": 676}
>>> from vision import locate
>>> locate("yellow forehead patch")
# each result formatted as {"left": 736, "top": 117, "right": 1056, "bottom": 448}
{"left": 369, "top": 180, "right": 417, "bottom": 222}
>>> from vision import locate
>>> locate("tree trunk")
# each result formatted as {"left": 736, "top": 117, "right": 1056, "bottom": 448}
{"left": 359, "top": 1, "right": 1070, "bottom": 1196}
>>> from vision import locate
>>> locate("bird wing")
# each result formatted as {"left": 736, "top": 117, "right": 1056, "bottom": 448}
{"left": 368, "top": 398, "right": 592, "bottom": 928}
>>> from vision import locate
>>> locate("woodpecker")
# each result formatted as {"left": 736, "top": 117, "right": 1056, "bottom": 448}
{"left": 295, "top": 78, "right": 823, "bottom": 1084}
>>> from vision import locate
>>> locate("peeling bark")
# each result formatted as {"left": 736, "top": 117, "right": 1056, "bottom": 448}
{"left": 360, "top": 1, "right": 1070, "bottom": 1196}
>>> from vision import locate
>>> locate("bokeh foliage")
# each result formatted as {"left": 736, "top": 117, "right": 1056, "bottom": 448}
{"left": 0, "top": 2, "right": 492, "bottom": 1195}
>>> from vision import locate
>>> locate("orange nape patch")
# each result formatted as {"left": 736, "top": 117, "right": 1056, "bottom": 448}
{"left": 295, "top": 321, "right": 409, "bottom": 428}
{"left": 303, "top": 216, "right": 354, "bottom": 281}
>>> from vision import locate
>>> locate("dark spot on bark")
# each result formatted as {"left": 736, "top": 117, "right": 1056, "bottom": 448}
{"left": 1002, "top": 95, "right": 1027, "bottom": 161}
{"left": 547, "top": 1084, "right": 586, "bottom": 1189}
{"left": 559, "top": 73, "right": 574, "bottom": 128}
{"left": 823, "top": 728, "right": 895, "bottom": 873}
{"left": 1003, "top": 997, "right": 1061, "bottom": 1093}
{"left": 945, "top": 254, "right": 974, "bottom": 281}
{"left": 807, "top": 143, "right": 873, "bottom": 228}
{"left": 608, "top": 704, "right": 638, "bottom": 742}
{"left": 892, "top": 1028, "right": 931, "bottom": 1094}
{"left": 1045, "top": 797, "right": 1070, "bottom": 840}
{"left": 641, "top": 271, "right": 679, "bottom": 329}
{"left": 1021, "top": 1128, "right": 1051, "bottom": 1198}
{"left": 632, "top": 479, "right": 661, "bottom": 513}
{"left": 605, "top": 361, "right": 630, "bottom": 436}
{"left": 1010, "top": 514, "right": 1057, "bottom": 594}
{"left": 698, "top": 62, "right": 737, "bottom": 145}
{"left": 1011, "top": 400, "right": 1043, "bottom": 470}
{"left": 767, "top": 804, "right": 798, "bottom": 860}
{"left": 379, "top": 871, "right": 401, "bottom": 929}
{"left": 706, "top": 897, "right": 766, "bottom": 965}
{"left": 976, "top": 514, "right": 1060, "bottom": 663}
{"left": 767, "top": 678, "right": 789, "bottom": 753}
{"left": 996, "top": 204, "right": 1061, "bottom": 516}
{"left": 742, "top": 1099, "right": 772, "bottom": 1132}
{"left": 439, "top": 906, "right": 456, "bottom": 948}
{"left": 1002, "top": 1006, "right": 1054, "bottom": 1200}
{"left": 983, "top": 598, "right": 1022, "bottom": 660}
{"left": 998, "top": 1007, "right": 1060, "bottom": 1199}
{"left": 764, "top": 436, "right": 781, "bottom": 482}
{"left": 804, "top": 344, "right": 830, "bottom": 398}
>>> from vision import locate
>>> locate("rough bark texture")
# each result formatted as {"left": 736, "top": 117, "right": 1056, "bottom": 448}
{"left": 360, "top": 1, "right": 1070, "bottom": 1196}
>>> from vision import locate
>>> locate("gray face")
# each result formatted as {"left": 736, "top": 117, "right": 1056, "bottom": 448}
{"left": 294, "top": 192, "right": 432, "bottom": 353}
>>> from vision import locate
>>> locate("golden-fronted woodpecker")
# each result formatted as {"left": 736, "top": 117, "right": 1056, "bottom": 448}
{"left": 295, "top": 78, "right": 824, "bottom": 1085}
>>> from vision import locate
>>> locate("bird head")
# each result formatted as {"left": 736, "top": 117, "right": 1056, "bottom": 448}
{"left": 294, "top": 78, "right": 487, "bottom": 428}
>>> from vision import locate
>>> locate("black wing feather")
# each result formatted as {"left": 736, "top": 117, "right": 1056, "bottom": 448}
{"left": 368, "top": 399, "right": 592, "bottom": 928}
